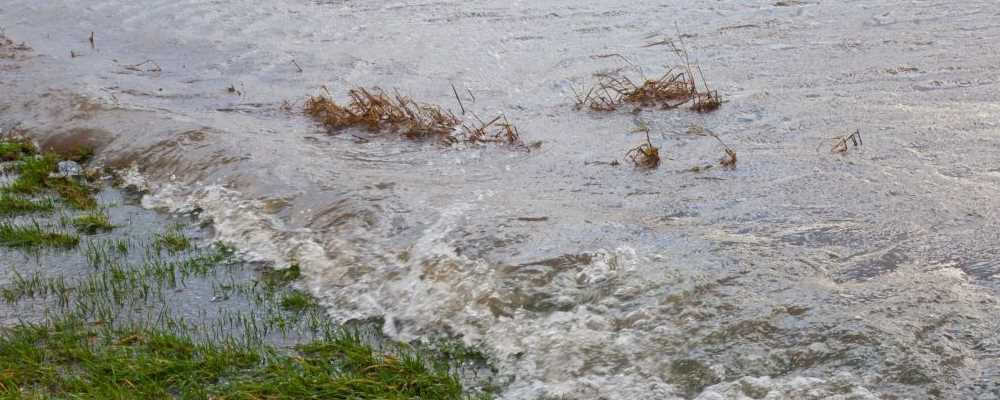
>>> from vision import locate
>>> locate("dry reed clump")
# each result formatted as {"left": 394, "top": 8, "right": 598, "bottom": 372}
{"left": 0, "top": 34, "right": 32, "bottom": 59}
{"left": 573, "top": 40, "right": 721, "bottom": 113}
{"left": 828, "top": 129, "right": 863, "bottom": 153}
{"left": 625, "top": 132, "right": 661, "bottom": 169}
{"left": 305, "top": 87, "right": 523, "bottom": 146}
{"left": 696, "top": 130, "right": 737, "bottom": 168}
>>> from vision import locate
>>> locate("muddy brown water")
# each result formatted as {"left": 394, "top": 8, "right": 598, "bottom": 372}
{"left": 2, "top": 1, "right": 1000, "bottom": 398}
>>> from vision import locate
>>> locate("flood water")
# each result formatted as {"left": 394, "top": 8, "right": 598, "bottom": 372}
{"left": 2, "top": 0, "right": 1000, "bottom": 398}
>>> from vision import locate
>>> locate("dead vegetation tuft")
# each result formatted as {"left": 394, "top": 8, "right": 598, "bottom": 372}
{"left": 695, "top": 130, "right": 738, "bottom": 168}
{"left": 305, "top": 87, "right": 523, "bottom": 146}
{"left": 625, "top": 132, "right": 661, "bottom": 169}
{"left": 0, "top": 33, "right": 32, "bottom": 59}
{"left": 459, "top": 114, "right": 522, "bottom": 145}
{"left": 574, "top": 39, "right": 722, "bottom": 113}
{"left": 828, "top": 129, "right": 863, "bottom": 153}
{"left": 121, "top": 60, "right": 162, "bottom": 73}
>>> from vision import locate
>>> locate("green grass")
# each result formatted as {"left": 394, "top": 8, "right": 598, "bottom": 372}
{"left": 280, "top": 290, "right": 316, "bottom": 312}
{"left": 4, "top": 154, "right": 57, "bottom": 195}
{"left": 0, "top": 194, "right": 53, "bottom": 216}
{"left": 0, "top": 319, "right": 468, "bottom": 400}
{"left": 0, "top": 221, "right": 79, "bottom": 249}
{"left": 48, "top": 177, "right": 97, "bottom": 209}
{"left": 262, "top": 263, "right": 302, "bottom": 288}
{"left": 2, "top": 154, "right": 96, "bottom": 209}
{"left": 71, "top": 211, "right": 114, "bottom": 234}
{"left": 0, "top": 139, "right": 37, "bottom": 162}
{"left": 156, "top": 231, "right": 191, "bottom": 252}
{"left": 0, "top": 150, "right": 496, "bottom": 399}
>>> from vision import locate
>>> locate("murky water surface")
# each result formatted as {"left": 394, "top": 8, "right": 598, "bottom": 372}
{"left": 3, "top": 1, "right": 1000, "bottom": 398}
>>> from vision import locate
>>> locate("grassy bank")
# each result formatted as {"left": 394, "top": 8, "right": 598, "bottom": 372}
{"left": 0, "top": 137, "right": 496, "bottom": 399}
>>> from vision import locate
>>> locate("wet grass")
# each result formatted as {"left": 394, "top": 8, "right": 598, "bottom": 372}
{"left": 0, "top": 221, "right": 79, "bottom": 249}
{"left": 280, "top": 290, "right": 317, "bottom": 313}
{"left": 1, "top": 150, "right": 96, "bottom": 209}
{"left": 4, "top": 154, "right": 56, "bottom": 195}
{"left": 155, "top": 230, "right": 191, "bottom": 252}
{"left": 70, "top": 210, "right": 114, "bottom": 234}
{"left": 0, "top": 318, "right": 468, "bottom": 400}
{"left": 48, "top": 176, "right": 97, "bottom": 209}
{"left": 0, "top": 194, "right": 53, "bottom": 216}
{"left": 262, "top": 263, "right": 302, "bottom": 288}
{"left": 0, "top": 142, "right": 498, "bottom": 399}
{"left": 0, "top": 137, "right": 36, "bottom": 162}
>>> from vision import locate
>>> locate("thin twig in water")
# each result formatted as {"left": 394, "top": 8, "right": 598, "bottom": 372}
{"left": 451, "top": 83, "right": 465, "bottom": 115}
{"left": 592, "top": 53, "right": 635, "bottom": 67}
{"left": 291, "top": 59, "right": 303, "bottom": 73}
{"left": 828, "top": 129, "right": 863, "bottom": 153}
{"left": 123, "top": 60, "right": 162, "bottom": 72}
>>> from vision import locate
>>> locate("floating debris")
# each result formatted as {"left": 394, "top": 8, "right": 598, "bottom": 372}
{"left": 122, "top": 59, "right": 162, "bottom": 72}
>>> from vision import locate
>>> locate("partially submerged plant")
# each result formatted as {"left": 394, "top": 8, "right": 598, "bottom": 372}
{"left": 459, "top": 114, "right": 522, "bottom": 145}
{"left": 625, "top": 132, "right": 661, "bottom": 169}
{"left": 720, "top": 148, "right": 737, "bottom": 167}
{"left": 0, "top": 221, "right": 79, "bottom": 249}
{"left": 262, "top": 263, "right": 302, "bottom": 288}
{"left": 305, "top": 87, "right": 524, "bottom": 146}
{"left": 574, "top": 39, "right": 722, "bottom": 113}
{"left": 691, "top": 130, "right": 738, "bottom": 168}
{"left": 280, "top": 289, "right": 317, "bottom": 312}
{"left": 0, "top": 194, "right": 53, "bottom": 216}
{"left": 829, "top": 129, "right": 863, "bottom": 153}
{"left": 155, "top": 231, "right": 191, "bottom": 252}
{"left": 71, "top": 211, "right": 114, "bottom": 234}
{"left": 305, "top": 87, "right": 460, "bottom": 142}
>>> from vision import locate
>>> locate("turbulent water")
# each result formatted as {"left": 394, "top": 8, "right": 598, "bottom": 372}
{"left": 3, "top": 0, "right": 1000, "bottom": 398}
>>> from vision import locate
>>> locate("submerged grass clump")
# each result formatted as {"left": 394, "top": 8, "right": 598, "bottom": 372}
{"left": 305, "top": 88, "right": 460, "bottom": 141}
{"left": 71, "top": 211, "right": 114, "bottom": 234}
{"left": 0, "top": 194, "right": 53, "bottom": 216}
{"left": 625, "top": 132, "right": 661, "bottom": 169}
{"left": 574, "top": 39, "right": 721, "bottom": 113}
{"left": 155, "top": 230, "right": 191, "bottom": 252}
{"left": 0, "top": 221, "right": 79, "bottom": 249}
{"left": 827, "top": 129, "right": 863, "bottom": 154}
{"left": 280, "top": 289, "right": 316, "bottom": 312}
{"left": 305, "top": 87, "right": 523, "bottom": 146}
{"left": 262, "top": 263, "right": 302, "bottom": 288}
